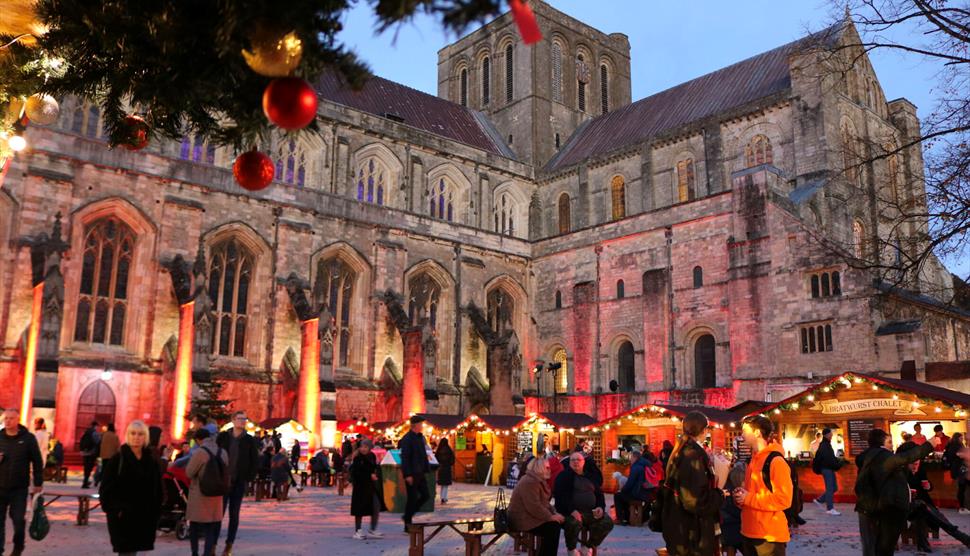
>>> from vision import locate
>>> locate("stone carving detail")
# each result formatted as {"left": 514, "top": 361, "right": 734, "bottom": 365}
{"left": 33, "top": 213, "right": 68, "bottom": 363}
{"left": 191, "top": 237, "right": 213, "bottom": 376}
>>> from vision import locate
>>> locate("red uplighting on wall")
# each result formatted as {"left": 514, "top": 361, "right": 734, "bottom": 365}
{"left": 20, "top": 284, "right": 43, "bottom": 426}
{"left": 171, "top": 301, "right": 194, "bottom": 441}
{"left": 298, "top": 318, "right": 320, "bottom": 449}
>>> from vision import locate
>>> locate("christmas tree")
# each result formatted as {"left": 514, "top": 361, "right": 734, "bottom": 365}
{"left": 190, "top": 377, "right": 234, "bottom": 425}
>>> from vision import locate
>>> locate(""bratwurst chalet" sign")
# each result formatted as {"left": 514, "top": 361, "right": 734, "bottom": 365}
{"left": 810, "top": 398, "right": 926, "bottom": 416}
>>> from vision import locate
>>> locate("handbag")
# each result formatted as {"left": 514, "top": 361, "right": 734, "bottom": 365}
{"left": 29, "top": 494, "right": 50, "bottom": 541}
{"left": 493, "top": 488, "right": 510, "bottom": 533}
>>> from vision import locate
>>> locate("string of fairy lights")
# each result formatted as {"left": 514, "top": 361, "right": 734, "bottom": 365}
{"left": 764, "top": 372, "right": 968, "bottom": 418}
{"left": 580, "top": 405, "right": 733, "bottom": 434}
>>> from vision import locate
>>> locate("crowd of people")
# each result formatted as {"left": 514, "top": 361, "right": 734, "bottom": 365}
{"left": 2, "top": 402, "right": 970, "bottom": 556}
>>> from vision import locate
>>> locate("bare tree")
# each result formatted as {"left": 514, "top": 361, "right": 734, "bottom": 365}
{"left": 795, "top": 1, "right": 969, "bottom": 306}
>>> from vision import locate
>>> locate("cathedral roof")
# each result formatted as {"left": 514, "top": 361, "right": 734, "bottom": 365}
{"left": 317, "top": 72, "right": 516, "bottom": 159}
{"left": 545, "top": 24, "right": 844, "bottom": 172}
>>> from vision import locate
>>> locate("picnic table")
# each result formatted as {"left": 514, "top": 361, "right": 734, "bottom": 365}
{"left": 408, "top": 518, "right": 508, "bottom": 556}
{"left": 41, "top": 485, "right": 101, "bottom": 525}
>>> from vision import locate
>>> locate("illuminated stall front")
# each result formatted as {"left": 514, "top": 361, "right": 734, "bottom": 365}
{"left": 753, "top": 372, "right": 969, "bottom": 508}
{"left": 515, "top": 412, "right": 598, "bottom": 459}
{"left": 434, "top": 414, "right": 528, "bottom": 485}
{"left": 259, "top": 418, "right": 311, "bottom": 469}
{"left": 581, "top": 403, "right": 736, "bottom": 492}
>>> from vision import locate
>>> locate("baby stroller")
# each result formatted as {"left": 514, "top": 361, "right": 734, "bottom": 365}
{"left": 158, "top": 465, "right": 190, "bottom": 540}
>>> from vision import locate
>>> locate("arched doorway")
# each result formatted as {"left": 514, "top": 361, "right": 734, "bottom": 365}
{"left": 617, "top": 341, "right": 635, "bottom": 392}
{"left": 75, "top": 380, "right": 116, "bottom": 449}
{"left": 694, "top": 335, "right": 716, "bottom": 388}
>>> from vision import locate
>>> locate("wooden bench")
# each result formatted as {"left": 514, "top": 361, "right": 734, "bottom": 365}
{"left": 512, "top": 531, "right": 539, "bottom": 555}
{"left": 41, "top": 486, "right": 101, "bottom": 526}
{"left": 408, "top": 518, "right": 509, "bottom": 556}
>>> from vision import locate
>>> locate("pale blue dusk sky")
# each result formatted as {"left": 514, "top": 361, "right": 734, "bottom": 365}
{"left": 335, "top": 1, "right": 966, "bottom": 277}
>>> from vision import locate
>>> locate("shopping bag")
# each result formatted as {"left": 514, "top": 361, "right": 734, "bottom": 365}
{"left": 29, "top": 494, "right": 50, "bottom": 541}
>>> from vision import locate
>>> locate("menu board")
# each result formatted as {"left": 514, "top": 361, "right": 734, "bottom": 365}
{"left": 517, "top": 431, "right": 534, "bottom": 455}
{"left": 733, "top": 435, "right": 752, "bottom": 463}
{"left": 848, "top": 419, "right": 879, "bottom": 456}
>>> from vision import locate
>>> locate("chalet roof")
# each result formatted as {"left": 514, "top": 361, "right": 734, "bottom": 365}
{"left": 316, "top": 72, "right": 516, "bottom": 159}
{"left": 545, "top": 24, "right": 843, "bottom": 172}
{"left": 412, "top": 413, "right": 466, "bottom": 430}
{"left": 475, "top": 414, "right": 528, "bottom": 431}
{"left": 534, "top": 412, "right": 598, "bottom": 430}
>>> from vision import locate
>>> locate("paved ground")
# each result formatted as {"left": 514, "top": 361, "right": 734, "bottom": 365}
{"left": 17, "top": 480, "right": 970, "bottom": 555}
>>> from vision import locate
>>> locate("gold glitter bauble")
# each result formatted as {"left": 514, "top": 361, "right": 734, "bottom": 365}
{"left": 242, "top": 29, "right": 303, "bottom": 77}
{"left": 25, "top": 94, "right": 60, "bottom": 125}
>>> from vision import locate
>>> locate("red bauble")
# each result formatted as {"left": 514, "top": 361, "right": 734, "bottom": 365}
{"left": 233, "top": 150, "right": 275, "bottom": 191}
{"left": 262, "top": 77, "right": 318, "bottom": 130}
{"left": 121, "top": 115, "right": 150, "bottom": 151}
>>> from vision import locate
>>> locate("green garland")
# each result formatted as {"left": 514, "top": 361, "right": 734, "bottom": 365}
{"left": 0, "top": 0, "right": 503, "bottom": 149}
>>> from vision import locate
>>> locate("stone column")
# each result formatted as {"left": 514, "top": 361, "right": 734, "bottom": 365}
{"left": 402, "top": 329, "right": 426, "bottom": 418}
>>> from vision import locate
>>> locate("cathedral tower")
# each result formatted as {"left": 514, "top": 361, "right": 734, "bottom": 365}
{"left": 437, "top": 0, "right": 632, "bottom": 166}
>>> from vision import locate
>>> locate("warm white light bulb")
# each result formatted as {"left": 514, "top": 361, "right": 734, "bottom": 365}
{"left": 8, "top": 135, "right": 27, "bottom": 152}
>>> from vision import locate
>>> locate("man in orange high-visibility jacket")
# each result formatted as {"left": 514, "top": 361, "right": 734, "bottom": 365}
{"left": 733, "top": 415, "right": 793, "bottom": 556}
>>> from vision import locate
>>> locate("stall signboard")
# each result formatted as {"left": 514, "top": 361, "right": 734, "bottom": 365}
{"left": 811, "top": 398, "right": 925, "bottom": 416}
{"left": 456, "top": 436, "right": 467, "bottom": 450}
{"left": 517, "top": 431, "right": 533, "bottom": 454}
{"left": 734, "top": 435, "right": 752, "bottom": 463}
{"left": 847, "top": 419, "right": 881, "bottom": 456}
{"left": 634, "top": 417, "right": 676, "bottom": 427}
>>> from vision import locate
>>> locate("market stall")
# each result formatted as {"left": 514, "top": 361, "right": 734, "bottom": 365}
{"left": 258, "top": 418, "right": 311, "bottom": 470}
{"left": 753, "top": 371, "right": 969, "bottom": 508}
{"left": 580, "top": 403, "right": 736, "bottom": 492}
{"left": 514, "top": 412, "right": 598, "bottom": 459}
{"left": 433, "top": 414, "right": 527, "bottom": 485}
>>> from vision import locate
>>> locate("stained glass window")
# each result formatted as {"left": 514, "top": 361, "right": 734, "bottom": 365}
{"left": 74, "top": 217, "right": 134, "bottom": 346}
{"left": 677, "top": 158, "right": 696, "bottom": 202}
{"left": 208, "top": 238, "right": 254, "bottom": 357}
{"left": 429, "top": 178, "right": 455, "bottom": 222}
{"left": 744, "top": 135, "right": 773, "bottom": 168}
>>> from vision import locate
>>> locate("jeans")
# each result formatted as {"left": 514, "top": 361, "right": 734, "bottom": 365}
{"left": 190, "top": 521, "right": 220, "bottom": 556}
{"left": 818, "top": 468, "right": 837, "bottom": 510}
{"left": 741, "top": 536, "right": 786, "bottom": 556}
{"left": 403, "top": 477, "right": 430, "bottom": 525}
{"left": 562, "top": 510, "right": 613, "bottom": 550}
{"left": 0, "top": 488, "right": 28, "bottom": 552}
{"left": 529, "top": 521, "right": 562, "bottom": 556}
{"left": 859, "top": 513, "right": 876, "bottom": 556}
{"left": 439, "top": 485, "right": 449, "bottom": 501}
{"left": 220, "top": 479, "right": 246, "bottom": 545}
{"left": 82, "top": 455, "right": 97, "bottom": 487}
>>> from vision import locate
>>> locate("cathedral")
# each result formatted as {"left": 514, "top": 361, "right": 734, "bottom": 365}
{"left": 1, "top": 1, "right": 967, "bottom": 451}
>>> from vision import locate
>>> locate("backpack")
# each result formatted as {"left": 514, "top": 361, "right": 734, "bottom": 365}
{"left": 199, "top": 447, "right": 230, "bottom": 497}
{"left": 79, "top": 429, "right": 95, "bottom": 452}
{"left": 761, "top": 452, "right": 790, "bottom": 494}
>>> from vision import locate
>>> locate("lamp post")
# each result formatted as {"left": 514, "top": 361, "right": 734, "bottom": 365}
{"left": 532, "top": 361, "right": 563, "bottom": 413}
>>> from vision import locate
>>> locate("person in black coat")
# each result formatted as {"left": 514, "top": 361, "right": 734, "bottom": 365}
{"left": 812, "top": 428, "right": 842, "bottom": 513}
{"left": 0, "top": 409, "right": 44, "bottom": 556}
{"left": 399, "top": 416, "right": 431, "bottom": 528}
{"left": 720, "top": 463, "right": 746, "bottom": 556}
{"left": 434, "top": 438, "right": 455, "bottom": 503}
{"left": 659, "top": 411, "right": 724, "bottom": 556}
{"left": 99, "top": 420, "right": 162, "bottom": 555}
{"left": 215, "top": 411, "right": 261, "bottom": 554}
{"left": 349, "top": 439, "right": 387, "bottom": 539}
{"left": 553, "top": 451, "right": 614, "bottom": 553}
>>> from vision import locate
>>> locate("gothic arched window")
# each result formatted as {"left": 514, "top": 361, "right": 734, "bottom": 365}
{"left": 74, "top": 217, "right": 135, "bottom": 346}
{"left": 551, "top": 42, "right": 563, "bottom": 102}
{"left": 886, "top": 145, "right": 900, "bottom": 206}
{"left": 617, "top": 341, "right": 635, "bottom": 392}
{"left": 600, "top": 64, "right": 609, "bottom": 115}
{"left": 744, "top": 135, "right": 773, "bottom": 168}
{"left": 611, "top": 175, "right": 626, "bottom": 220}
{"left": 553, "top": 348, "right": 568, "bottom": 394}
{"left": 577, "top": 54, "right": 587, "bottom": 112}
{"left": 429, "top": 177, "right": 456, "bottom": 222}
{"left": 616, "top": 279, "right": 625, "bottom": 299}
{"left": 180, "top": 135, "right": 215, "bottom": 165}
{"left": 356, "top": 158, "right": 387, "bottom": 205}
{"left": 694, "top": 334, "right": 716, "bottom": 388}
{"left": 505, "top": 44, "right": 514, "bottom": 103}
{"left": 677, "top": 158, "right": 696, "bottom": 202}
{"left": 481, "top": 56, "right": 491, "bottom": 106}
{"left": 493, "top": 193, "right": 516, "bottom": 236}
{"left": 314, "top": 257, "right": 356, "bottom": 368}
{"left": 558, "top": 193, "right": 571, "bottom": 234}
{"left": 693, "top": 266, "right": 704, "bottom": 289}
{"left": 208, "top": 238, "right": 254, "bottom": 357}
{"left": 85, "top": 105, "right": 100, "bottom": 138}
{"left": 459, "top": 68, "right": 468, "bottom": 107}
{"left": 852, "top": 219, "right": 866, "bottom": 259}
{"left": 276, "top": 139, "right": 306, "bottom": 187}
{"left": 554, "top": 290, "right": 562, "bottom": 309}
